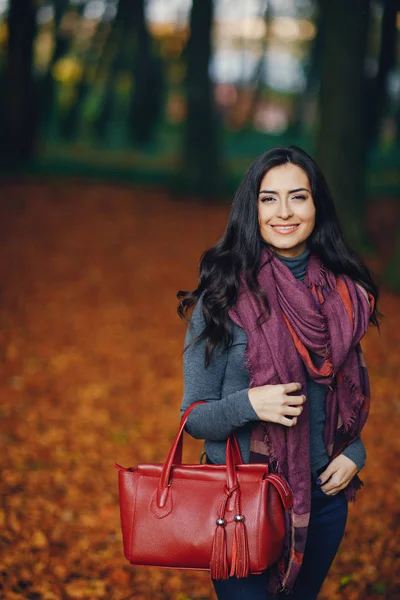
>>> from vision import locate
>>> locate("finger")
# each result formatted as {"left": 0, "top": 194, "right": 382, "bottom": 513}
{"left": 281, "top": 416, "right": 298, "bottom": 427}
{"left": 283, "top": 404, "right": 304, "bottom": 417}
{"left": 283, "top": 394, "right": 306, "bottom": 406}
{"left": 320, "top": 487, "right": 337, "bottom": 496}
{"left": 322, "top": 471, "right": 352, "bottom": 490}
{"left": 320, "top": 482, "right": 345, "bottom": 495}
{"left": 282, "top": 382, "right": 302, "bottom": 394}
{"left": 320, "top": 475, "right": 340, "bottom": 494}
{"left": 320, "top": 474, "right": 340, "bottom": 492}
{"left": 316, "top": 463, "right": 337, "bottom": 485}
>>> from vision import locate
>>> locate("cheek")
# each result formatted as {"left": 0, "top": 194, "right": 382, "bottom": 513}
{"left": 302, "top": 204, "right": 316, "bottom": 228}
{"left": 257, "top": 205, "right": 263, "bottom": 228}
{"left": 258, "top": 203, "right": 271, "bottom": 224}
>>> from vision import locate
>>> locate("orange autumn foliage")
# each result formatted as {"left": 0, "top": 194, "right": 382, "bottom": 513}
{"left": 0, "top": 182, "right": 399, "bottom": 600}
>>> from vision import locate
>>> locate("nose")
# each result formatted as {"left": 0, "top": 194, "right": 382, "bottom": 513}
{"left": 276, "top": 198, "right": 293, "bottom": 220}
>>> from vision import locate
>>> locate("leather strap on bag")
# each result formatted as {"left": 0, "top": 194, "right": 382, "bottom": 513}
{"left": 158, "top": 402, "right": 250, "bottom": 579}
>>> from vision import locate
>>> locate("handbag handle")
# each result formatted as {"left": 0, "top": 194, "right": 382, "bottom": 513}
{"left": 173, "top": 401, "right": 243, "bottom": 466}
{"left": 156, "top": 401, "right": 242, "bottom": 508}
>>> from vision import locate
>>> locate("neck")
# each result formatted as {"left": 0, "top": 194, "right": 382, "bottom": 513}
{"left": 272, "top": 244, "right": 309, "bottom": 259}
{"left": 274, "top": 247, "right": 310, "bottom": 260}
{"left": 274, "top": 247, "right": 310, "bottom": 281}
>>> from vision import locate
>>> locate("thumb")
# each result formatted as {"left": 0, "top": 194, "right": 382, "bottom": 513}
{"left": 316, "top": 462, "right": 337, "bottom": 485}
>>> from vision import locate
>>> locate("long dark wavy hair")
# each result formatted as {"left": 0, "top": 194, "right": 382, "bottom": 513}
{"left": 177, "top": 146, "right": 380, "bottom": 366}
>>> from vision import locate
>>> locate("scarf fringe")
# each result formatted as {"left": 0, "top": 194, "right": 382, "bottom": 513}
{"left": 340, "top": 374, "right": 366, "bottom": 435}
{"left": 280, "top": 505, "right": 295, "bottom": 592}
{"left": 261, "top": 425, "right": 281, "bottom": 474}
{"left": 243, "top": 350, "right": 256, "bottom": 390}
{"left": 344, "top": 474, "right": 364, "bottom": 503}
{"left": 267, "top": 506, "right": 298, "bottom": 594}
{"left": 320, "top": 309, "right": 333, "bottom": 367}
{"left": 305, "top": 255, "right": 326, "bottom": 289}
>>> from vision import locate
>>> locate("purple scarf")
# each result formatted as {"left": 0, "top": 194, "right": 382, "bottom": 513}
{"left": 229, "top": 249, "right": 373, "bottom": 592}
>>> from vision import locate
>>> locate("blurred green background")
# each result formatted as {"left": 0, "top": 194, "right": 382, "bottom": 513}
{"left": 0, "top": 0, "right": 399, "bottom": 283}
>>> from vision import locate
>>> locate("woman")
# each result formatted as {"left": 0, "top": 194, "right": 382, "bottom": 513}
{"left": 178, "top": 146, "right": 379, "bottom": 600}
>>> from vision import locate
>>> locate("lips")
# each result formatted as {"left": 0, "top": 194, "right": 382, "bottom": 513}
{"left": 270, "top": 224, "right": 300, "bottom": 235}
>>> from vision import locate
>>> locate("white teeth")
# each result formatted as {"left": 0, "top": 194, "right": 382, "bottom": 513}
{"left": 272, "top": 225, "right": 298, "bottom": 231}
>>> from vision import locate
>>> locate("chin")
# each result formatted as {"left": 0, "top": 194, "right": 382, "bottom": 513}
{"left": 266, "top": 239, "right": 302, "bottom": 250}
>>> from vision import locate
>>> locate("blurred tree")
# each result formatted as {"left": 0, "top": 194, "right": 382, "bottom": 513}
{"left": 0, "top": 0, "right": 37, "bottom": 164}
{"left": 366, "top": 0, "right": 400, "bottom": 146}
{"left": 90, "top": 0, "right": 135, "bottom": 140}
{"left": 239, "top": 2, "right": 272, "bottom": 132}
{"left": 126, "top": 0, "right": 164, "bottom": 145}
{"left": 90, "top": 0, "right": 163, "bottom": 145}
{"left": 58, "top": 10, "right": 107, "bottom": 140}
{"left": 51, "top": 0, "right": 71, "bottom": 64}
{"left": 39, "top": 0, "right": 70, "bottom": 130}
{"left": 315, "top": 0, "right": 371, "bottom": 247}
{"left": 181, "top": 0, "right": 221, "bottom": 197}
{"left": 288, "top": 5, "right": 325, "bottom": 138}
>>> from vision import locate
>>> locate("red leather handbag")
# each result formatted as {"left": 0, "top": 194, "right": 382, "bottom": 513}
{"left": 113, "top": 401, "right": 293, "bottom": 580}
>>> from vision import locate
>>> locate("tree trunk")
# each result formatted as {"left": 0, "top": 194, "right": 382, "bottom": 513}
{"left": 39, "top": 0, "right": 71, "bottom": 128}
{"left": 59, "top": 19, "right": 108, "bottom": 140}
{"left": 239, "top": 1, "right": 271, "bottom": 132}
{"left": 315, "top": 0, "right": 370, "bottom": 247}
{"left": 288, "top": 5, "right": 325, "bottom": 137}
{"left": 1, "top": 0, "right": 37, "bottom": 163}
{"left": 366, "top": 0, "right": 399, "bottom": 146}
{"left": 127, "top": 0, "right": 164, "bottom": 145}
{"left": 182, "top": 0, "right": 220, "bottom": 197}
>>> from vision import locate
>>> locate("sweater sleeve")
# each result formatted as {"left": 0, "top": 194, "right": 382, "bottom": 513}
{"left": 180, "top": 299, "right": 259, "bottom": 441}
{"left": 341, "top": 435, "right": 366, "bottom": 472}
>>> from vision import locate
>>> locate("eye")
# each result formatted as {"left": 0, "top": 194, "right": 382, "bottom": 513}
{"left": 292, "top": 194, "right": 307, "bottom": 201}
{"left": 260, "top": 196, "right": 276, "bottom": 203}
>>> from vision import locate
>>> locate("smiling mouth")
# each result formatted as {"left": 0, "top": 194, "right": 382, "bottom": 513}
{"left": 270, "top": 224, "right": 300, "bottom": 234}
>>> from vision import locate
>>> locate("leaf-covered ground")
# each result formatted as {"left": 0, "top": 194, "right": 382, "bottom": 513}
{"left": 0, "top": 181, "right": 399, "bottom": 600}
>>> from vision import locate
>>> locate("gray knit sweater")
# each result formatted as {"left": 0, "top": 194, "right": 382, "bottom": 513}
{"left": 181, "top": 249, "right": 366, "bottom": 476}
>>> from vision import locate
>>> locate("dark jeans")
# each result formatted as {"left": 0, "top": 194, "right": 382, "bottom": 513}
{"left": 212, "top": 487, "right": 348, "bottom": 600}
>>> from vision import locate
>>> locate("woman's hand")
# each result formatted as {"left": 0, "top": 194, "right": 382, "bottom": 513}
{"left": 248, "top": 382, "right": 306, "bottom": 427}
{"left": 317, "top": 454, "right": 358, "bottom": 495}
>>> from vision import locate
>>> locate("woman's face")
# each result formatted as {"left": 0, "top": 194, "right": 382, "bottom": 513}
{"left": 257, "top": 163, "right": 316, "bottom": 258}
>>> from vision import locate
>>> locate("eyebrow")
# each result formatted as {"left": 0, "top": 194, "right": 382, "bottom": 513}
{"left": 258, "top": 187, "right": 310, "bottom": 195}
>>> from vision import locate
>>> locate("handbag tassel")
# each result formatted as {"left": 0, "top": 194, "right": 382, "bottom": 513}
{"left": 210, "top": 518, "right": 229, "bottom": 580}
{"left": 230, "top": 514, "right": 250, "bottom": 578}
